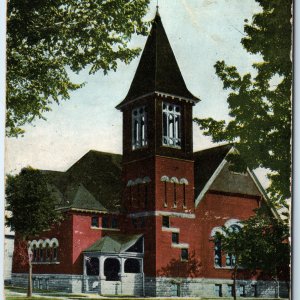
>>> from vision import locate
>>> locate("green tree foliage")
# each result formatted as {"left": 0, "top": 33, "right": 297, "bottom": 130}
{"left": 215, "top": 208, "right": 290, "bottom": 299}
{"left": 6, "top": 167, "right": 62, "bottom": 297}
{"left": 6, "top": 167, "right": 62, "bottom": 237}
{"left": 194, "top": 0, "right": 292, "bottom": 204}
{"left": 7, "top": 0, "right": 150, "bottom": 137}
{"left": 243, "top": 210, "right": 289, "bottom": 278}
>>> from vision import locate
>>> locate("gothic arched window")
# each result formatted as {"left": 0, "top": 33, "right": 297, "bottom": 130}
{"left": 39, "top": 245, "right": 44, "bottom": 262}
{"left": 132, "top": 107, "right": 147, "bottom": 150}
{"left": 52, "top": 244, "right": 58, "bottom": 261}
{"left": 225, "top": 224, "right": 240, "bottom": 267}
{"left": 45, "top": 243, "right": 50, "bottom": 261}
{"left": 214, "top": 238, "right": 222, "bottom": 267}
{"left": 162, "top": 102, "right": 181, "bottom": 148}
{"left": 32, "top": 245, "right": 37, "bottom": 262}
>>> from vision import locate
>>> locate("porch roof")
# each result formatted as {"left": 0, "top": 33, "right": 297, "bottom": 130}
{"left": 83, "top": 233, "right": 143, "bottom": 254}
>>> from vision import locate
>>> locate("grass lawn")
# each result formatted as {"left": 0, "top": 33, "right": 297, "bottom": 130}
{"left": 6, "top": 297, "right": 63, "bottom": 300}
{"left": 4, "top": 287, "right": 288, "bottom": 300}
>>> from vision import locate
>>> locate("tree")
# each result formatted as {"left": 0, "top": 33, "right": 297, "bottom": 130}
{"left": 215, "top": 225, "right": 244, "bottom": 300}
{"left": 5, "top": 167, "right": 62, "bottom": 297}
{"left": 215, "top": 208, "right": 290, "bottom": 299}
{"left": 194, "top": 0, "right": 292, "bottom": 204}
{"left": 7, "top": 0, "right": 150, "bottom": 137}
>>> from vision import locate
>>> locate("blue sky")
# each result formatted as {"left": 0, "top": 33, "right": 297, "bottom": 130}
{"left": 5, "top": 0, "right": 262, "bottom": 175}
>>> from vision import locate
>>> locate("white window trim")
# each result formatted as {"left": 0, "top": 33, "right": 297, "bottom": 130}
{"left": 162, "top": 102, "right": 181, "bottom": 148}
{"left": 132, "top": 106, "right": 147, "bottom": 150}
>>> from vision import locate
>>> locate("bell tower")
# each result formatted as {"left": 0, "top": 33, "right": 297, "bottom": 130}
{"left": 116, "top": 12, "right": 199, "bottom": 163}
{"left": 116, "top": 11, "right": 199, "bottom": 280}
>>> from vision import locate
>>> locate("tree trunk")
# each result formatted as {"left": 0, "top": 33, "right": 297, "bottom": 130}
{"left": 27, "top": 261, "right": 32, "bottom": 297}
{"left": 27, "top": 248, "right": 33, "bottom": 298}
{"left": 233, "top": 265, "right": 237, "bottom": 300}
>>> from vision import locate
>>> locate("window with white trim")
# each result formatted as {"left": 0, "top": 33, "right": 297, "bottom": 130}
{"left": 225, "top": 224, "right": 240, "bottom": 267}
{"left": 39, "top": 245, "right": 43, "bottom": 262}
{"left": 132, "top": 106, "right": 147, "bottom": 150}
{"left": 162, "top": 102, "right": 181, "bottom": 148}
{"left": 226, "top": 253, "right": 236, "bottom": 267}
{"left": 45, "top": 243, "right": 50, "bottom": 261}
{"left": 172, "top": 232, "right": 179, "bottom": 244}
{"left": 52, "top": 244, "right": 58, "bottom": 261}
{"left": 162, "top": 216, "right": 170, "bottom": 228}
{"left": 91, "top": 216, "right": 99, "bottom": 227}
{"left": 28, "top": 238, "right": 59, "bottom": 263}
{"left": 33, "top": 245, "right": 37, "bottom": 262}
{"left": 214, "top": 238, "right": 222, "bottom": 267}
{"left": 181, "top": 248, "right": 188, "bottom": 261}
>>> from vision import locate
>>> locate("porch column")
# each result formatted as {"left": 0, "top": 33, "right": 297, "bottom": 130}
{"left": 120, "top": 257, "right": 126, "bottom": 294}
{"left": 120, "top": 257, "right": 125, "bottom": 276}
{"left": 99, "top": 256, "right": 105, "bottom": 279}
{"left": 98, "top": 256, "right": 105, "bottom": 295}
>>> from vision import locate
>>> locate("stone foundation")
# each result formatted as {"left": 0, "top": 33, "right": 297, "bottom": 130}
{"left": 146, "top": 276, "right": 289, "bottom": 298}
{"left": 11, "top": 273, "right": 83, "bottom": 293}
{"left": 11, "top": 273, "right": 289, "bottom": 298}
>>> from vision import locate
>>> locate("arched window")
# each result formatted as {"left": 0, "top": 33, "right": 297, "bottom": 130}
{"left": 170, "top": 177, "right": 178, "bottom": 207}
{"left": 173, "top": 182, "right": 177, "bottom": 207}
{"left": 39, "top": 245, "right": 44, "bottom": 262}
{"left": 229, "top": 224, "right": 240, "bottom": 233}
{"left": 50, "top": 238, "right": 59, "bottom": 262}
{"left": 162, "top": 103, "right": 181, "bottom": 148}
{"left": 214, "top": 238, "right": 222, "bottom": 267}
{"left": 104, "top": 258, "right": 120, "bottom": 281}
{"left": 225, "top": 224, "right": 240, "bottom": 267}
{"left": 32, "top": 245, "right": 37, "bottom": 262}
{"left": 86, "top": 257, "right": 99, "bottom": 276}
{"left": 52, "top": 244, "right": 58, "bottom": 261}
{"left": 132, "top": 107, "right": 147, "bottom": 150}
{"left": 45, "top": 243, "right": 50, "bottom": 261}
{"left": 180, "top": 178, "right": 188, "bottom": 208}
{"left": 124, "top": 258, "right": 140, "bottom": 273}
{"left": 161, "top": 176, "right": 169, "bottom": 207}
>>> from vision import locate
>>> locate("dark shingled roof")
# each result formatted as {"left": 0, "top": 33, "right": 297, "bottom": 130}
{"left": 194, "top": 144, "right": 232, "bottom": 198}
{"left": 116, "top": 12, "right": 199, "bottom": 109}
{"left": 83, "top": 233, "right": 143, "bottom": 253}
{"left": 45, "top": 150, "right": 122, "bottom": 212}
{"left": 64, "top": 183, "right": 107, "bottom": 211}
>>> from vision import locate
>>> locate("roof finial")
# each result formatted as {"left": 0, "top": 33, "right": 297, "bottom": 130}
{"left": 156, "top": 0, "right": 159, "bottom": 15}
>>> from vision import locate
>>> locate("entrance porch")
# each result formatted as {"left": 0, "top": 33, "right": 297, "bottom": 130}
{"left": 83, "top": 233, "right": 144, "bottom": 296}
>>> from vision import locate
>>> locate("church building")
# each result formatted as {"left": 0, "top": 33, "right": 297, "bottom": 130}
{"left": 11, "top": 12, "right": 288, "bottom": 298}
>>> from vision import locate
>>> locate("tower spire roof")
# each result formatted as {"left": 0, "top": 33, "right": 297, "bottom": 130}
{"left": 116, "top": 13, "right": 199, "bottom": 109}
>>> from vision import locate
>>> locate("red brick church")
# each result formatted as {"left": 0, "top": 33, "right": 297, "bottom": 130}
{"left": 11, "top": 12, "right": 287, "bottom": 298}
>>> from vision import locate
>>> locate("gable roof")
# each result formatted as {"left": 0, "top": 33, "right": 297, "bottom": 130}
{"left": 194, "top": 144, "right": 232, "bottom": 198}
{"left": 63, "top": 183, "right": 107, "bottom": 211}
{"left": 83, "top": 233, "right": 143, "bottom": 253}
{"left": 193, "top": 144, "right": 279, "bottom": 218}
{"left": 44, "top": 150, "right": 122, "bottom": 212}
{"left": 116, "top": 12, "right": 199, "bottom": 109}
